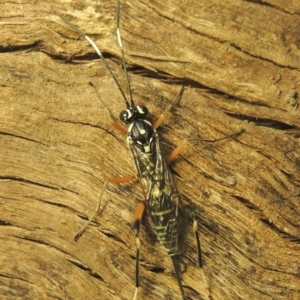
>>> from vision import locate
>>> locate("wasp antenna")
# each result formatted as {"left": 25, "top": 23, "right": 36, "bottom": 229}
{"left": 117, "top": 0, "right": 135, "bottom": 108}
{"left": 89, "top": 81, "right": 115, "bottom": 124}
{"left": 57, "top": 13, "right": 131, "bottom": 109}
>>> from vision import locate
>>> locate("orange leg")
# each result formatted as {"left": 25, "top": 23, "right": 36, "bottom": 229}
{"left": 111, "top": 120, "right": 127, "bottom": 135}
{"left": 153, "top": 86, "right": 184, "bottom": 129}
{"left": 180, "top": 199, "right": 190, "bottom": 207}
{"left": 166, "top": 139, "right": 188, "bottom": 164}
{"left": 134, "top": 200, "right": 146, "bottom": 224}
{"left": 166, "top": 128, "right": 244, "bottom": 164}
{"left": 89, "top": 81, "right": 128, "bottom": 135}
{"left": 109, "top": 175, "right": 137, "bottom": 184}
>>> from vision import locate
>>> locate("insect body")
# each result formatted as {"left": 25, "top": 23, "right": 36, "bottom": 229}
{"left": 118, "top": 83, "right": 190, "bottom": 300}
{"left": 128, "top": 118, "right": 186, "bottom": 255}
{"left": 57, "top": 1, "right": 243, "bottom": 299}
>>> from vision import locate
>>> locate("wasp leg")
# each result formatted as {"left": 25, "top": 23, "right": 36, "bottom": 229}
{"left": 153, "top": 85, "right": 184, "bottom": 129}
{"left": 169, "top": 199, "right": 211, "bottom": 300}
{"left": 74, "top": 175, "right": 137, "bottom": 241}
{"left": 188, "top": 128, "right": 245, "bottom": 143}
{"left": 171, "top": 256, "right": 187, "bottom": 300}
{"left": 109, "top": 175, "right": 137, "bottom": 184}
{"left": 132, "top": 200, "right": 146, "bottom": 300}
{"left": 188, "top": 204, "right": 212, "bottom": 300}
{"left": 166, "top": 128, "right": 245, "bottom": 164}
{"left": 167, "top": 140, "right": 188, "bottom": 164}
{"left": 111, "top": 120, "right": 127, "bottom": 135}
{"left": 194, "top": 218, "right": 212, "bottom": 300}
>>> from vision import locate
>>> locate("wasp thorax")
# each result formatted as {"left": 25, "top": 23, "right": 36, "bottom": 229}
{"left": 128, "top": 119, "right": 155, "bottom": 153}
{"left": 119, "top": 105, "right": 148, "bottom": 124}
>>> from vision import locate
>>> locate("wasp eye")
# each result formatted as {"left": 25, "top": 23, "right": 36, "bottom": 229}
{"left": 136, "top": 105, "right": 148, "bottom": 119}
{"left": 119, "top": 105, "right": 149, "bottom": 124}
{"left": 119, "top": 109, "right": 132, "bottom": 124}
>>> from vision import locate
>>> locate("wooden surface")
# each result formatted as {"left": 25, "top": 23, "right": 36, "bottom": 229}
{"left": 1, "top": 0, "right": 300, "bottom": 299}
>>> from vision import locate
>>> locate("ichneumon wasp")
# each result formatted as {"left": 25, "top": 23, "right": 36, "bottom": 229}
{"left": 58, "top": 1, "right": 244, "bottom": 299}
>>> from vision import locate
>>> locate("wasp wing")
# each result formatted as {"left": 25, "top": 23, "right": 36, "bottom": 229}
{"left": 129, "top": 131, "right": 186, "bottom": 255}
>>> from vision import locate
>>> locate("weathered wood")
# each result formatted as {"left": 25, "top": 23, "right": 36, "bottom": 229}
{"left": 1, "top": 0, "right": 300, "bottom": 299}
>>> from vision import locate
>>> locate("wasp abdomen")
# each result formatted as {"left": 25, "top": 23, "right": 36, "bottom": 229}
{"left": 150, "top": 205, "right": 186, "bottom": 256}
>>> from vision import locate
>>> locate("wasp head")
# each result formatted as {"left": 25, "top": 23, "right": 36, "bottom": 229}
{"left": 119, "top": 105, "right": 148, "bottom": 124}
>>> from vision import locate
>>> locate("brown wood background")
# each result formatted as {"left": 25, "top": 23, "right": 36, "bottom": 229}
{"left": 1, "top": 0, "right": 300, "bottom": 299}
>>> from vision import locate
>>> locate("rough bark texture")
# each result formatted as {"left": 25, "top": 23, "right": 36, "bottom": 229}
{"left": 1, "top": 1, "right": 300, "bottom": 300}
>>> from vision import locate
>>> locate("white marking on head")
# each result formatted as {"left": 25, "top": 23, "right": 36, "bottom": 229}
{"left": 126, "top": 109, "right": 133, "bottom": 119}
{"left": 137, "top": 106, "right": 144, "bottom": 114}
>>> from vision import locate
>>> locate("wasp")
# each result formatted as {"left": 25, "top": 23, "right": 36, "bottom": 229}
{"left": 58, "top": 1, "right": 243, "bottom": 299}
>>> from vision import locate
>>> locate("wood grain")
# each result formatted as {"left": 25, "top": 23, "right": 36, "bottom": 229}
{"left": 1, "top": 1, "right": 300, "bottom": 299}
